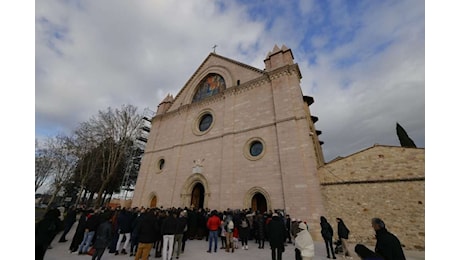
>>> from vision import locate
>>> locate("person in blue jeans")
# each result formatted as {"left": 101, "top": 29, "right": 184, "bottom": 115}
{"left": 78, "top": 209, "right": 100, "bottom": 254}
{"left": 206, "top": 210, "right": 221, "bottom": 253}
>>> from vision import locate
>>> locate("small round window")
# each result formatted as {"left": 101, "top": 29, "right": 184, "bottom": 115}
{"left": 193, "top": 110, "right": 215, "bottom": 136}
{"left": 158, "top": 159, "right": 165, "bottom": 171}
{"left": 244, "top": 137, "right": 266, "bottom": 160}
{"left": 250, "top": 141, "right": 263, "bottom": 156}
{"left": 199, "top": 113, "right": 213, "bottom": 132}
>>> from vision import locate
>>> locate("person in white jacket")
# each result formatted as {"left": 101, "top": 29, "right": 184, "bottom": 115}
{"left": 294, "top": 222, "right": 315, "bottom": 260}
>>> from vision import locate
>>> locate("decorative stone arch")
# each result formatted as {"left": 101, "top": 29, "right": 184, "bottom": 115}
{"left": 186, "top": 66, "right": 235, "bottom": 104}
{"left": 180, "top": 173, "right": 211, "bottom": 209}
{"left": 244, "top": 187, "right": 272, "bottom": 212}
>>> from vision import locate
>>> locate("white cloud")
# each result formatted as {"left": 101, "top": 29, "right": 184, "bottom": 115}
{"left": 36, "top": 0, "right": 265, "bottom": 137}
{"left": 36, "top": 0, "right": 424, "bottom": 162}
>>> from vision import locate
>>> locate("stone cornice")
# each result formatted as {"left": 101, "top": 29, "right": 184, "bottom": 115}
{"left": 267, "top": 64, "right": 302, "bottom": 81}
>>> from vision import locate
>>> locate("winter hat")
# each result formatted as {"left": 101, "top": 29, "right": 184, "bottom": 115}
{"left": 272, "top": 213, "right": 278, "bottom": 217}
{"left": 298, "top": 222, "right": 307, "bottom": 230}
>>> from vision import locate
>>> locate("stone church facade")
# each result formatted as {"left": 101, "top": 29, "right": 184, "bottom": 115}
{"left": 132, "top": 45, "right": 327, "bottom": 235}
{"left": 131, "top": 45, "right": 425, "bottom": 249}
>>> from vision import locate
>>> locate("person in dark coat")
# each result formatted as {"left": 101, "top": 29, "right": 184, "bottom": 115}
{"left": 355, "top": 244, "right": 384, "bottom": 260}
{"left": 285, "top": 214, "right": 292, "bottom": 244}
{"left": 108, "top": 208, "right": 120, "bottom": 253}
{"left": 336, "top": 218, "right": 350, "bottom": 257}
{"left": 188, "top": 208, "right": 198, "bottom": 239}
{"left": 130, "top": 208, "right": 144, "bottom": 256}
{"left": 78, "top": 209, "right": 101, "bottom": 254}
{"left": 239, "top": 213, "right": 250, "bottom": 250}
{"left": 267, "top": 213, "right": 286, "bottom": 260}
{"left": 115, "top": 208, "right": 133, "bottom": 255}
{"left": 154, "top": 210, "right": 166, "bottom": 258}
{"left": 196, "top": 208, "right": 207, "bottom": 240}
{"left": 58, "top": 206, "right": 77, "bottom": 242}
{"left": 161, "top": 210, "right": 179, "bottom": 260}
{"left": 371, "top": 218, "right": 406, "bottom": 260}
{"left": 35, "top": 208, "right": 63, "bottom": 260}
{"left": 320, "top": 216, "right": 336, "bottom": 259}
{"left": 256, "top": 213, "right": 265, "bottom": 249}
{"left": 134, "top": 209, "right": 159, "bottom": 260}
{"left": 91, "top": 212, "right": 113, "bottom": 260}
{"left": 69, "top": 209, "right": 87, "bottom": 253}
{"left": 180, "top": 209, "right": 189, "bottom": 253}
{"left": 174, "top": 210, "right": 188, "bottom": 258}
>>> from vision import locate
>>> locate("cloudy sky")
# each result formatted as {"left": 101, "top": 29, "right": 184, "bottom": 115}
{"left": 34, "top": 0, "right": 425, "bottom": 163}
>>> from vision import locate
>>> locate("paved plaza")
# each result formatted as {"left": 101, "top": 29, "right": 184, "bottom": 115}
{"left": 42, "top": 223, "right": 425, "bottom": 260}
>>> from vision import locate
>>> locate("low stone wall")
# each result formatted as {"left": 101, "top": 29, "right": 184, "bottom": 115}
{"left": 318, "top": 145, "right": 425, "bottom": 250}
{"left": 320, "top": 180, "right": 425, "bottom": 250}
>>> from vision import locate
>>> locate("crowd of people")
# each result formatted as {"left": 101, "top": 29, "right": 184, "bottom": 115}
{"left": 36, "top": 205, "right": 406, "bottom": 260}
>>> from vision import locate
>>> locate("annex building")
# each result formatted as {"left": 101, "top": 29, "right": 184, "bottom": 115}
{"left": 131, "top": 45, "right": 424, "bottom": 249}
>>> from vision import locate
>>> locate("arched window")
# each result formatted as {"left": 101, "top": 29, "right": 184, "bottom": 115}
{"left": 192, "top": 73, "right": 226, "bottom": 102}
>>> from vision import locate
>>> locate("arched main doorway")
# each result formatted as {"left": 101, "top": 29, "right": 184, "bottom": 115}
{"left": 150, "top": 195, "right": 157, "bottom": 208}
{"left": 191, "top": 183, "right": 205, "bottom": 209}
{"left": 251, "top": 192, "right": 268, "bottom": 214}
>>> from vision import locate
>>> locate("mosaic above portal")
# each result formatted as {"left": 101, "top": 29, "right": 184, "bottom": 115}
{"left": 192, "top": 73, "right": 226, "bottom": 102}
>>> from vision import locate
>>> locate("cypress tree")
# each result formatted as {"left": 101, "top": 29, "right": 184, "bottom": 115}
{"left": 396, "top": 122, "right": 417, "bottom": 148}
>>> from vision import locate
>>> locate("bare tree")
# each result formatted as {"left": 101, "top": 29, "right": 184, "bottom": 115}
{"left": 70, "top": 123, "right": 102, "bottom": 205}
{"left": 45, "top": 134, "right": 78, "bottom": 211}
{"left": 35, "top": 139, "right": 53, "bottom": 192}
{"left": 85, "top": 104, "right": 143, "bottom": 206}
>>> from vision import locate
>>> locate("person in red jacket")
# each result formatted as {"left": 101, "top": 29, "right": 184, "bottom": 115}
{"left": 206, "top": 210, "right": 221, "bottom": 253}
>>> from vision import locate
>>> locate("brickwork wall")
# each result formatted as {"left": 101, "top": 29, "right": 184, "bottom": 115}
{"left": 318, "top": 146, "right": 425, "bottom": 250}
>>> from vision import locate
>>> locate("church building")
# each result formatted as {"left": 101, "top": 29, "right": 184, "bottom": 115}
{"left": 132, "top": 44, "right": 327, "bottom": 233}
{"left": 131, "top": 45, "right": 425, "bottom": 249}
